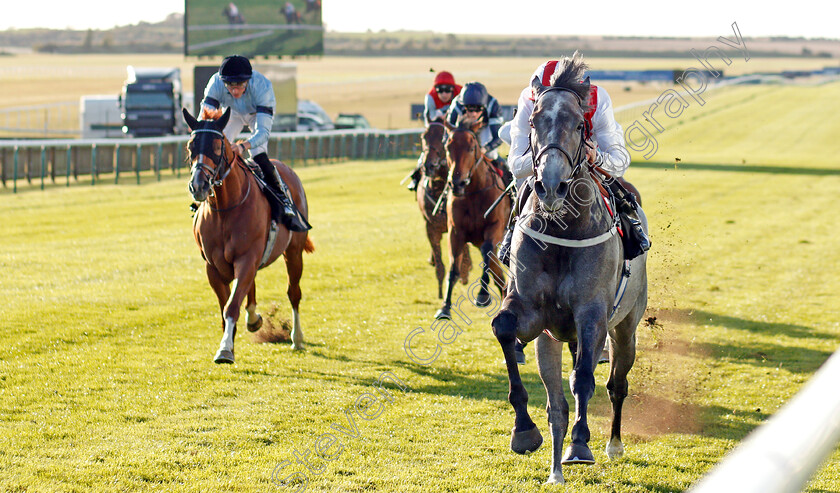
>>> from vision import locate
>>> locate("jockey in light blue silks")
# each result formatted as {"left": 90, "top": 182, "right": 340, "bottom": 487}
{"left": 201, "top": 54, "right": 306, "bottom": 231}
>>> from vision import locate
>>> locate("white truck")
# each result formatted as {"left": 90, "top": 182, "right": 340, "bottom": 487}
{"left": 79, "top": 95, "right": 122, "bottom": 139}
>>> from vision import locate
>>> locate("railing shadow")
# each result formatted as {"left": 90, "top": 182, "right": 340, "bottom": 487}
{"left": 633, "top": 161, "right": 840, "bottom": 176}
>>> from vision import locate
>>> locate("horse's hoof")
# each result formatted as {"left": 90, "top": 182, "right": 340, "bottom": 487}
{"left": 546, "top": 472, "right": 565, "bottom": 485}
{"left": 562, "top": 443, "right": 595, "bottom": 465}
{"left": 474, "top": 291, "right": 491, "bottom": 307}
{"left": 598, "top": 348, "right": 610, "bottom": 364}
{"left": 291, "top": 342, "right": 304, "bottom": 351}
{"left": 246, "top": 314, "right": 263, "bottom": 332}
{"left": 606, "top": 438, "right": 625, "bottom": 459}
{"left": 214, "top": 349, "right": 235, "bottom": 364}
{"left": 510, "top": 425, "right": 543, "bottom": 455}
{"left": 434, "top": 307, "right": 451, "bottom": 320}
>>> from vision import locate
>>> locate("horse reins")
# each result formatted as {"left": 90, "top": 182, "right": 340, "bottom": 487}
{"left": 190, "top": 128, "right": 233, "bottom": 188}
{"left": 529, "top": 86, "right": 591, "bottom": 197}
{"left": 447, "top": 130, "right": 500, "bottom": 194}
{"left": 520, "top": 85, "right": 621, "bottom": 248}
{"left": 424, "top": 122, "right": 448, "bottom": 171}
{"left": 189, "top": 128, "right": 251, "bottom": 212}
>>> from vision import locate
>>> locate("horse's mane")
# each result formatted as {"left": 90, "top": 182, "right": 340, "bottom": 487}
{"left": 548, "top": 52, "right": 592, "bottom": 111}
{"left": 201, "top": 107, "right": 224, "bottom": 121}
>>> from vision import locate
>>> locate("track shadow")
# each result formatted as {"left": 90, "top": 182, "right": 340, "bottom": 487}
{"left": 387, "top": 358, "right": 542, "bottom": 405}
{"left": 654, "top": 308, "right": 836, "bottom": 375}
{"left": 684, "top": 309, "right": 836, "bottom": 341}
{"left": 633, "top": 161, "right": 840, "bottom": 176}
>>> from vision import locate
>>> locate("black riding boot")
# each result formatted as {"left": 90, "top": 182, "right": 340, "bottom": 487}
{"left": 624, "top": 208, "right": 651, "bottom": 253}
{"left": 407, "top": 154, "right": 424, "bottom": 191}
{"left": 609, "top": 181, "right": 651, "bottom": 258}
{"left": 253, "top": 153, "right": 308, "bottom": 232}
{"left": 407, "top": 165, "right": 423, "bottom": 191}
{"left": 498, "top": 180, "right": 532, "bottom": 266}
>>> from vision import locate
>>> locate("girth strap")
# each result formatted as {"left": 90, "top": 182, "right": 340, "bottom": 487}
{"left": 259, "top": 221, "right": 279, "bottom": 269}
{"left": 608, "top": 260, "right": 632, "bottom": 323}
{"left": 517, "top": 222, "right": 617, "bottom": 248}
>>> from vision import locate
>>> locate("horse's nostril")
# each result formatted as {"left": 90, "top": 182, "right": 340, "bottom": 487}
{"left": 534, "top": 180, "right": 546, "bottom": 197}
{"left": 556, "top": 181, "right": 569, "bottom": 198}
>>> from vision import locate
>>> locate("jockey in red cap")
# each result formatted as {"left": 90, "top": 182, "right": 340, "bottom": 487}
{"left": 407, "top": 71, "right": 463, "bottom": 191}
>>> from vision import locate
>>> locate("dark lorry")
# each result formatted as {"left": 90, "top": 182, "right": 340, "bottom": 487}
{"left": 120, "top": 66, "right": 183, "bottom": 137}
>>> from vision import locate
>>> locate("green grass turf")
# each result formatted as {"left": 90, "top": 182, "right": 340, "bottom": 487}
{"left": 1, "top": 83, "right": 838, "bottom": 492}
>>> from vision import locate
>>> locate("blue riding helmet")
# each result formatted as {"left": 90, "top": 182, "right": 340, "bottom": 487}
{"left": 219, "top": 55, "right": 252, "bottom": 83}
{"left": 461, "top": 82, "right": 489, "bottom": 108}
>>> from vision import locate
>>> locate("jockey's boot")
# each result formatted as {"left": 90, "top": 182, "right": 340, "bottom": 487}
{"left": 253, "top": 153, "right": 308, "bottom": 232}
{"left": 609, "top": 180, "right": 651, "bottom": 257}
{"left": 625, "top": 208, "right": 651, "bottom": 253}
{"left": 407, "top": 165, "right": 422, "bottom": 191}
{"left": 498, "top": 213, "right": 516, "bottom": 267}
{"left": 491, "top": 157, "right": 514, "bottom": 187}
{"left": 498, "top": 180, "right": 532, "bottom": 266}
{"left": 407, "top": 152, "right": 425, "bottom": 191}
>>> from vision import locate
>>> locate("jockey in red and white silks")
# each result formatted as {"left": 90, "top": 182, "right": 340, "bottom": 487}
{"left": 508, "top": 60, "right": 629, "bottom": 188}
{"left": 423, "top": 71, "right": 462, "bottom": 126}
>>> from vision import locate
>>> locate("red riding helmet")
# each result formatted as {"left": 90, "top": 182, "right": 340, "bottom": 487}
{"left": 433, "top": 71, "right": 456, "bottom": 87}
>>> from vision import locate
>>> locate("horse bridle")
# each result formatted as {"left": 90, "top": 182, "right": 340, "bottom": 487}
{"left": 190, "top": 128, "right": 233, "bottom": 190}
{"left": 447, "top": 128, "right": 486, "bottom": 189}
{"left": 423, "top": 122, "right": 448, "bottom": 174}
{"left": 530, "top": 86, "right": 588, "bottom": 183}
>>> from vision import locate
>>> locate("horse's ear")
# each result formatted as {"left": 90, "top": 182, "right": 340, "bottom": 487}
{"left": 469, "top": 116, "right": 483, "bottom": 134}
{"left": 182, "top": 107, "right": 199, "bottom": 131}
{"left": 531, "top": 75, "right": 545, "bottom": 99}
{"left": 581, "top": 76, "right": 591, "bottom": 94}
{"left": 217, "top": 107, "right": 232, "bottom": 131}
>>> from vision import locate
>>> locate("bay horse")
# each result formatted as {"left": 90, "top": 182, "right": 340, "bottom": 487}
{"left": 434, "top": 119, "right": 511, "bottom": 320}
{"left": 491, "top": 59, "right": 648, "bottom": 484}
{"left": 184, "top": 107, "right": 314, "bottom": 364}
{"left": 417, "top": 121, "right": 472, "bottom": 298}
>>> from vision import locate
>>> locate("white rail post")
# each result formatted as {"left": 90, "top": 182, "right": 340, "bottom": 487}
{"left": 689, "top": 349, "right": 840, "bottom": 493}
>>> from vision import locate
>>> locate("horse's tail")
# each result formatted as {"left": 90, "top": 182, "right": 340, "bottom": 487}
{"left": 304, "top": 236, "right": 315, "bottom": 254}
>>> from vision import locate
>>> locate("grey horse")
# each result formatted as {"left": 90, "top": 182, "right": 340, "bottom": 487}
{"left": 491, "top": 59, "right": 648, "bottom": 484}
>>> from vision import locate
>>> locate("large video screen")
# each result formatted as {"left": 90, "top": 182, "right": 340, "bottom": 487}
{"left": 184, "top": 0, "right": 323, "bottom": 57}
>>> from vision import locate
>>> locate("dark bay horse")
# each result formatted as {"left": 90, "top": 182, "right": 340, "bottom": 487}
{"left": 184, "top": 107, "right": 314, "bottom": 364}
{"left": 417, "top": 121, "right": 471, "bottom": 298}
{"left": 434, "top": 120, "right": 511, "bottom": 320}
{"left": 491, "top": 59, "right": 648, "bottom": 484}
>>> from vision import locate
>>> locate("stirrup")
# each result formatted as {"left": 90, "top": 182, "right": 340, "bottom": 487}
{"left": 499, "top": 226, "right": 514, "bottom": 267}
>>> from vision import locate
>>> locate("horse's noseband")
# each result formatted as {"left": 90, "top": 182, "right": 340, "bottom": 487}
{"left": 424, "top": 123, "right": 448, "bottom": 172}
{"left": 447, "top": 130, "right": 483, "bottom": 189}
{"left": 530, "top": 86, "right": 588, "bottom": 185}
{"left": 190, "top": 128, "right": 232, "bottom": 189}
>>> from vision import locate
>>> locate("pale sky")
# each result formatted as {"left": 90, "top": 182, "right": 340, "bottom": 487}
{"left": 0, "top": 0, "right": 836, "bottom": 39}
